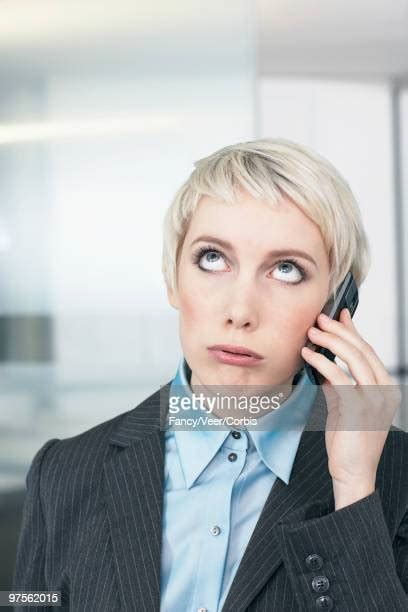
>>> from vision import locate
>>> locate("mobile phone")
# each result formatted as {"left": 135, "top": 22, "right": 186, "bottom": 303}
{"left": 304, "top": 271, "right": 359, "bottom": 385}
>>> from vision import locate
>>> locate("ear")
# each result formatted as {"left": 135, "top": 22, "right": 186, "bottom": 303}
{"left": 166, "top": 282, "right": 180, "bottom": 310}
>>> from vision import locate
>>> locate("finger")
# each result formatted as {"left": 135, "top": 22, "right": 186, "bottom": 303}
{"left": 301, "top": 346, "right": 351, "bottom": 385}
{"left": 315, "top": 310, "right": 363, "bottom": 354}
{"left": 339, "top": 308, "right": 397, "bottom": 387}
{"left": 315, "top": 309, "right": 391, "bottom": 385}
{"left": 307, "top": 326, "right": 377, "bottom": 385}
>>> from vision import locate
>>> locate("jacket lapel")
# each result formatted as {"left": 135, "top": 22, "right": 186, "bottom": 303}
{"left": 103, "top": 381, "right": 333, "bottom": 612}
{"left": 103, "top": 383, "right": 170, "bottom": 611}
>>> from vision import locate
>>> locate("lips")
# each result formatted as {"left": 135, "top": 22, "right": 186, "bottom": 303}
{"left": 207, "top": 344, "right": 264, "bottom": 359}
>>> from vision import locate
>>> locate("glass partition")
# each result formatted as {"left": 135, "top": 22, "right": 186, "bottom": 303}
{"left": 0, "top": 0, "right": 255, "bottom": 493}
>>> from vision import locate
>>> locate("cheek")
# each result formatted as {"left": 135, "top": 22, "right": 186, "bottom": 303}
{"left": 276, "top": 310, "right": 315, "bottom": 344}
{"left": 179, "top": 293, "right": 207, "bottom": 327}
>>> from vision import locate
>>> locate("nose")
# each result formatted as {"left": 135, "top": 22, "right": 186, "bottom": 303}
{"left": 225, "top": 278, "right": 260, "bottom": 330}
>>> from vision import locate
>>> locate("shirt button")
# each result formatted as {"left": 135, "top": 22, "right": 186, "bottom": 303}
{"left": 228, "top": 452, "right": 237, "bottom": 462}
{"left": 315, "top": 595, "right": 334, "bottom": 610}
{"left": 197, "top": 608, "right": 208, "bottom": 612}
{"left": 305, "top": 553, "right": 323, "bottom": 570}
{"left": 312, "top": 575, "right": 330, "bottom": 593}
{"left": 210, "top": 525, "right": 221, "bottom": 536}
{"left": 232, "top": 430, "right": 241, "bottom": 439}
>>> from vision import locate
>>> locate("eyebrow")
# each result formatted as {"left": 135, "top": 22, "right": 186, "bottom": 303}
{"left": 190, "top": 235, "right": 318, "bottom": 268}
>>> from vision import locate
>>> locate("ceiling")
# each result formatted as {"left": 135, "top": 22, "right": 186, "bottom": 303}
{"left": 257, "top": 0, "right": 408, "bottom": 79}
{"left": 0, "top": 0, "right": 407, "bottom": 80}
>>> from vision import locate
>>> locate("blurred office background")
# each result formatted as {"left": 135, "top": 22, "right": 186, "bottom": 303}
{"left": 1, "top": 0, "right": 408, "bottom": 590}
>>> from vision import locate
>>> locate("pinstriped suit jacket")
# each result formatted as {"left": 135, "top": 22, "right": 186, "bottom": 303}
{"left": 12, "top": 380, "right": 408, "bottom": 611}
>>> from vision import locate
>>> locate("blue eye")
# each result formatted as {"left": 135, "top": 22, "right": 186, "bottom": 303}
{"left": 274, "top": 260, "right": 305, "bottom": 283}
{"left": 191, "top": 245, "right": 307, "bottom": 284}
{"left": 193, "top": 246, "right": 227, "bottom": 271}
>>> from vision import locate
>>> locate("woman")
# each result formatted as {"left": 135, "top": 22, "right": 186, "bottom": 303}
{"left": 13, "top": 138, "right": 408, "bottom": 611}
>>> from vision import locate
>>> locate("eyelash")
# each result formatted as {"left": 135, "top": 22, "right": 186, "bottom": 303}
{"left": 192, "top": 245, "right": 308, "bottom": 283}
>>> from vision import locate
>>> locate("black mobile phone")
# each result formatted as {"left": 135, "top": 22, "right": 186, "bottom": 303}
{"left": 304, "top": 270, "right": 359, "bottom": 385}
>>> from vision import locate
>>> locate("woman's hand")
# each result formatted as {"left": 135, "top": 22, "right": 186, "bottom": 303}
{"left": 301, "top": 308, "right": 402, "bottom": 510}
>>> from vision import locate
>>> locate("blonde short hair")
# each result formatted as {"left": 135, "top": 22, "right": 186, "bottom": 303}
{"left": 162, "top": 138, "right": 371, "bottom": 301}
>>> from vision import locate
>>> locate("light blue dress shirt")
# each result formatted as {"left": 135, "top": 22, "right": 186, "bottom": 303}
{"left": 160, "top": 357, "right": 318, "bottom": 612}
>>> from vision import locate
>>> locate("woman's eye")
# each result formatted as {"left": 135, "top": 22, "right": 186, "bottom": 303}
{"left": 195, "top": 248, "right": 227, "bottom": 271}
{"left": 272, "top": 261, "right": 304, "bottom": 283}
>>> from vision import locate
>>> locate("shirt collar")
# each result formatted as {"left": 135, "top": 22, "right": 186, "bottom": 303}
{"left": 169, "top": 356, "right": 317, "bottom": 487}
{"left": 248, "top": 367, "right": 317, "bottom": 484}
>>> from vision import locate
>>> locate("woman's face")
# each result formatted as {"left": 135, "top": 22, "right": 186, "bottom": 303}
{"left": 167, "top": 190, "right": 331, "bottom": 390}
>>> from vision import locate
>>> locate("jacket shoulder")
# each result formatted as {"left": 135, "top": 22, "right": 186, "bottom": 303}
{"left": 32, "top": 382, "right": 171, "bottom": 501}
{"left": 47, "top": 381, "right": 170, "bottom": 453}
